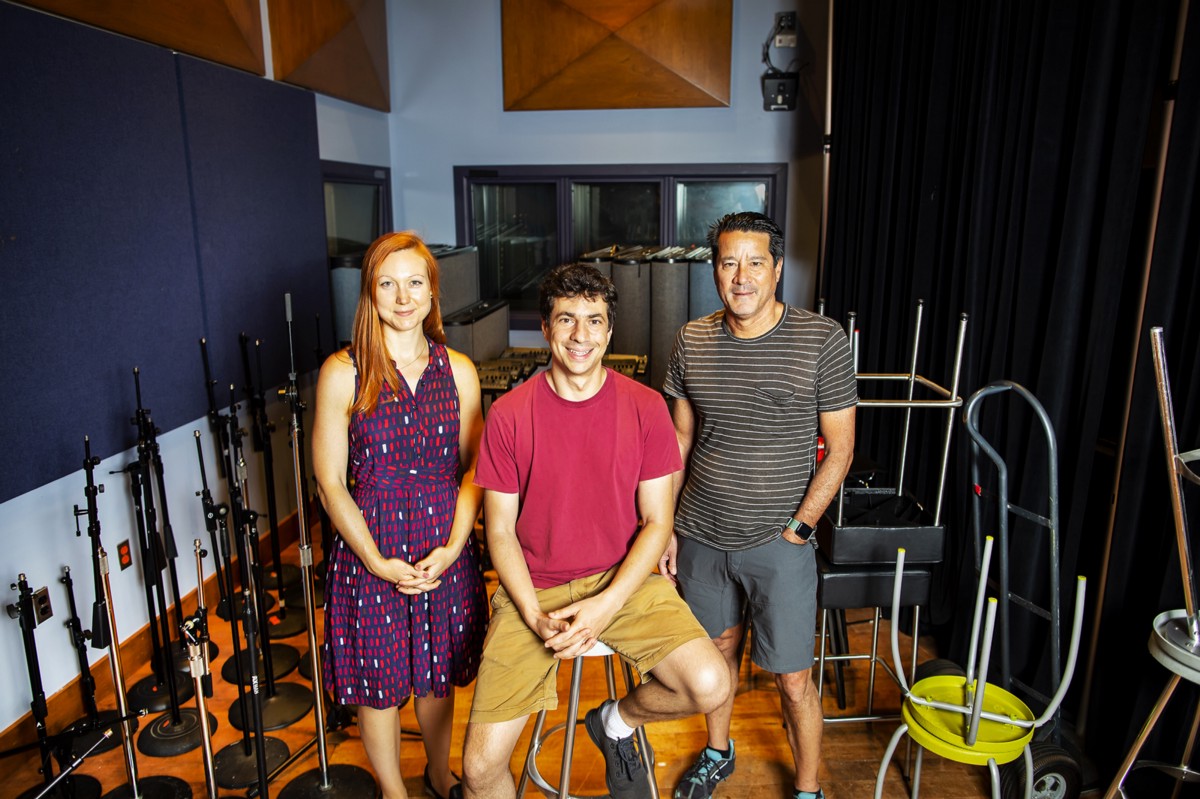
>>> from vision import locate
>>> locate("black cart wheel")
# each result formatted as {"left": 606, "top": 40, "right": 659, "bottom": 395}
{"left": 913, "top": 657, "right": 965, "bottom": 683}
{"left": 999, "top": 742, "right": 1081, "bottom": 799}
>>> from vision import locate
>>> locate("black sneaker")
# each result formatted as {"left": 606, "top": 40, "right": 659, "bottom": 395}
{"left": 673, "top": 741, "right": 735, "bottom": 799}
{"left": 583, "top": 700, "right": 651, "bottom": 799}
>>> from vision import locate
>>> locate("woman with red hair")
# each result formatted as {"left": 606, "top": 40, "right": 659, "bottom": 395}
{"left": 314, "top": 231, "right": 486, "bottom": 799}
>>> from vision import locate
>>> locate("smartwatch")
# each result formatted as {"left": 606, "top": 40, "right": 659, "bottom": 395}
{"left": 785, "top": 517, "right": 816, "bottom": 543}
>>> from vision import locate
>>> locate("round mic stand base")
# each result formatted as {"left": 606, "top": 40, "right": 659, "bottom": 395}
{"left": 64, "top": 710, "right": 134, "bottom": 757}
{"left": 279, "top": 763, "right": 378, "bottom": 799}
{"left": 229, "top": 682, "right": 314, "bottom": 731}
{"left": 221, "top": 643, "right": 300, "bottom": 684}
{"left": 280, "top": 580, "right": 323, "bottom": 611}
{"left": 137, "top": 708, "right": 218, "bottom": 758}
{"left": 100, "top": 775, "right": 192, "bottom": 799}
{"left": 262, "top": 563, "right": 303, "bottom": 592}
{"left": 297, "top": 651, "right": 314, "bottom": 681}
{"left": 17, "top": 774, "right": 101, "bottom": 799}
{"left": 213, "top": 737, "right": 290, "bottom": 790}
{"left": 215, "top": 593, "right": 275, "bottom": 622}
{"left": 264, "top": 608, "right": 307, "bottom": 639}
{"left": 127, "top": 674, "right": 195, "bottom": 715}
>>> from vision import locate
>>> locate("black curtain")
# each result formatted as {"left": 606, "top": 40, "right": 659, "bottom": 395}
{"left": 822, "top": 0, "right": 1200, "bottom": 783}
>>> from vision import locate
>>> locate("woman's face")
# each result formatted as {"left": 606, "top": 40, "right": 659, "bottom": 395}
{"left": 373, "top": 249, "right": 432, "bottom": 336}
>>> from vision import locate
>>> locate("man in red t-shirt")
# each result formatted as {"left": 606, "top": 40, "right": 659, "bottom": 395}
{"left": 461, "top": 264, "right": 729, "bottom": 799}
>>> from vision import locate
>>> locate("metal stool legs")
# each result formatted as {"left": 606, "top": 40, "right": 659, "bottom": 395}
{"left": 516, "top": 645, "right": 658, "bottom": 798}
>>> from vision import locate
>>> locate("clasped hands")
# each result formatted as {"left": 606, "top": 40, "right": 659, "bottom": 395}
{"left": 526, "top": 593, "right": 618, "bottom": 660}
{"left": 376, "top": 545, "right": 459, "bottom": 595}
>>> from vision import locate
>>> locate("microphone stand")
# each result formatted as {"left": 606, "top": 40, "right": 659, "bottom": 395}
{"left": 276, "top": 292, "right": 377, "bottom": 799}
{"left": 240, "top": 334, "right": 301, "bottom": 601}
{"left": 71, "top": 437, "right": 188, "bottom": 799}
{"left": 221, "top": 388, "right": 303, "bottom": 702}
{"left": 60, "top": 563, "right": 124, "bottom": 758}
{"left": 119, "top": 457, "right": 184, "bottom": 715}
{"left": 284, "top": 316, "right": 329, "bottom": 654}
{"left": 311, "top": 314, "right": 332, "bottom": 585}
{"left": 200, "top": 338, "right": 230, "bottom": 482}
{"left": 8, "top": 572, "right": 102, "bottom": 799}
{"left": 208, "top": 405, "right": 292, "bottom": 791}
{"left": 33, "top": 729, "right": 113, "bottom": 799}
{"left": 183, "top": 539, "right": 231, "bottom": 799}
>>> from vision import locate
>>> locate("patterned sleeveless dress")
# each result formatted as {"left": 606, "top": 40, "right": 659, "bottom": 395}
{"left": 323, "top": 341, "right": 487, "bottom": 708}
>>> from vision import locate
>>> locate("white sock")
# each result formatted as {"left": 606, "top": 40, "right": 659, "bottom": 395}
{"left": 601, "top": 700, "right": 637, "bottom": 739}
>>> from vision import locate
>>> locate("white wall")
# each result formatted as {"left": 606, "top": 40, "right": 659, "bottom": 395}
{"left": 386, "top": 0, "right": 828, "bottom": 308}
{"left": 316, "top": 94, "right": 392, "bottom": 166}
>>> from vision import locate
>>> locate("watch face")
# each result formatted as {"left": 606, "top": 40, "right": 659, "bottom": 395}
{"left": 797, "top": 522, "right": 815, "bottom": 541}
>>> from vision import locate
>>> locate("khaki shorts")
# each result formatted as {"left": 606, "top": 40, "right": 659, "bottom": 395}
{"left": 469, "top": 568, "right": 709, "bottom": 723}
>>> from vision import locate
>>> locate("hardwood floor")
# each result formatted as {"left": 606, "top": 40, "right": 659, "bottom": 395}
{"left": 9, "top": 544, "right": 995, "bottom": 799}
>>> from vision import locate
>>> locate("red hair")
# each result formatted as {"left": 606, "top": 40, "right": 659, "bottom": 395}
{"left": 350, "top": 231, "right": 446, "bottom": 417}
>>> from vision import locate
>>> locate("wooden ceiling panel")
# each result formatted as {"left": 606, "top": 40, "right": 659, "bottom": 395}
{"left": 14, "top": 0, "right": 264, "bottom": 74}
{"left": 502, "top": 0, "right": 613, "bottom": 105}
{"left": 502, "top": 0, "right": 731, "bottom": 111}
{"left": 559, "top": 0, "right": 661, "bottom": 30}
{"left": 267, "top": 0, "right": 389, "bottom": 111}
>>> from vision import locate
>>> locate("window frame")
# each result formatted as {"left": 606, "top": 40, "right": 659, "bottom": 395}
{"left": 454, "top": 163, "right": 788, "bottom": 326}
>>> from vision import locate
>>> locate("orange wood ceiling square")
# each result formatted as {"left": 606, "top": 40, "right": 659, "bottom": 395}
{"left": 502, "top": 0, "right": 732, "bottom": 110}
{"left": 267, "top": 0, "right": 389, "bottom": 111}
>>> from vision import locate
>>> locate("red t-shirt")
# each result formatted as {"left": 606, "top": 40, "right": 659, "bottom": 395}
{"left": 475, "top": 369, "right": 682, "bottom": 588}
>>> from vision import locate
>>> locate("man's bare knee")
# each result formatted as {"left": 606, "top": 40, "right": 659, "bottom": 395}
{"left": 775, "top": 668, "right": 817, "bottom": 704}
{"left": 462, "top": 719, "right": 524, "bottom": 796}
{"left": 667, "top": 638, "right": 733, "bottom": 713}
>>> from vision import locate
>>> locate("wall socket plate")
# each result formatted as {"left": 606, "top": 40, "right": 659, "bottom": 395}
{"left": 762, "top": 72, "right": 799, "bottom": 111}
{"left": 774, "top": 11, "right": 798, "bottom": 48}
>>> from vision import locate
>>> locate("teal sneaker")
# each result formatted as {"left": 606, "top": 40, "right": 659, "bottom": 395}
{"left": 674, "top": 740, "right": 735, "bottom": 799}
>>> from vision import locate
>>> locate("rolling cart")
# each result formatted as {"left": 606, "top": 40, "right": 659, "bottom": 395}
{"left": 963, "top": 380, "right": 1087, "bottom": 797}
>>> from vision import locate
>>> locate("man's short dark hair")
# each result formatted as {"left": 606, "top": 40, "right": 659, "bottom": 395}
{"left": 539, "top": 263, "right": 618, "bottom": 325}
{"left": 707, "top": 212, "right": 785, "bottom": 264}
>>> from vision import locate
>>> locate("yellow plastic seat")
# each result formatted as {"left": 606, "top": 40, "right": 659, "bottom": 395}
{"left": 874, "top": 540, "right": 1087, "bottom": 799}
{"left": 903, "top": 675, "right": 1034, "bottom": 765}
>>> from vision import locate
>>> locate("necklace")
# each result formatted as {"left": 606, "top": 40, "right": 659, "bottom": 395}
{"left": 394, "top": 343, "right": 428, "bottom": 372}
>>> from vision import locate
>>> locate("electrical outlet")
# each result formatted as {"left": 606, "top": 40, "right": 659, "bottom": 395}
{"left": 762, "top": 72, "right": 799, "bottom": 112}
{"left": 775, "top": 11, "right": 798, "bottom": 48}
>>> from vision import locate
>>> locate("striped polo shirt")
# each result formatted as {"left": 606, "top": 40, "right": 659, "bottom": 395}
{"left": 663, "top": 305, "right": 858, "bottom": 550}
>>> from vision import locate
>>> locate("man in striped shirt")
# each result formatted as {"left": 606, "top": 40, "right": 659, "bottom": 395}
{"left": 661, "top": 212, "right": 858, "bottom": 799}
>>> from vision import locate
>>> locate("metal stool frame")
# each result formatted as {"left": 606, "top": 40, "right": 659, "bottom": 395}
{"left": 516, "top": 642, "right": 659, "bottom": 799}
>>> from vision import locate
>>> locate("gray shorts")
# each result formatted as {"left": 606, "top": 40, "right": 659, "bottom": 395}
{"left": 675, "top": 533, "right": 817, "bottom": 674}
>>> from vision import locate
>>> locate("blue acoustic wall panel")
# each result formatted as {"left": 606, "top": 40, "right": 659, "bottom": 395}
{"left": 177, "top": 55, "right": 329, "bottom": 401}
{"left": 0, "top": 6, "right": 327, "bottom": 505}
{"left": 0, "top": 2, "right": 203, "bottom": 502}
